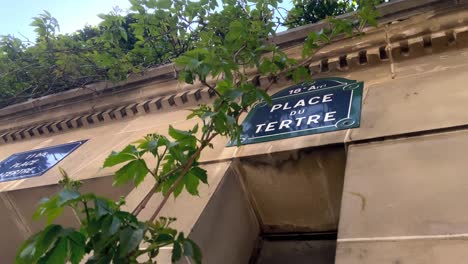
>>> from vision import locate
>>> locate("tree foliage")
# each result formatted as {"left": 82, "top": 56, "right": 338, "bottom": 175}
{"left": 1, "top": 0, "right": 211, "bottom": 108}
{"left": 14, "top": 0, "right": 379, "bottom": 263}
{"left": 285, "top": 0, "right": 386, "bottom": 29}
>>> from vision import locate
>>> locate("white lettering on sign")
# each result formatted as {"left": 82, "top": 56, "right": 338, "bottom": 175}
{"left": 25, "top": 152, "right": 48, "bottom": 160}
{"left": 270, "top": 94, "right": 334, "bottom": 113}
{"left": 323, "top": 94, "right": 333, "bottom": 102}
{"left": 265, "top": 122, "right": 278, "bottom": 132}
{"left": 10, "top": 159, "right": 40, "bottom": 169}
{"left": 254, "top": 111, "right": 337, "bottom": 134}
{"left": 296, "top": 117, "right": 306, "bottom": 126}
{"left": 0, "top": 168, "right": 35, "bottom": 178}
{"left": 307, "top": 115, "right": 320, "bottom": 125}
{"left": 287, "top": 84, "right": 327, "bottom": 95}
{"left": 279, "top": 120, "right": 293, "bottom": 130}
{"left": 294, "top": 100, "right": 305, "bottom": 108}
{"left": 255, "top": 123, "right": 266, "bottom": 134}
{"left": 324, "top": 111, "right": 336, "bottom": 122}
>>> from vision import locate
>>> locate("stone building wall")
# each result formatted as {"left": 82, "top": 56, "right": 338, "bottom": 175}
{"left": 1, "top": 1, "right": 468, "bottom": 263}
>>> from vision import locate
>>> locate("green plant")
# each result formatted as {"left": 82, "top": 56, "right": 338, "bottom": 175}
{"left": 284, "top": 0, "right": 385, "bottom": 29}
{"left": 14, "top": 0, "right": 379, "bottom": 263}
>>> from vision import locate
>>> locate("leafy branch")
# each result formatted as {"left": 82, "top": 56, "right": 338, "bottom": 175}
{"left": 15, "top": 0, "right": 379, "bottom": 263}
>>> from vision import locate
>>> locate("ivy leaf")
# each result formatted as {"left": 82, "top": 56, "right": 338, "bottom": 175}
{"left": 113, "top": 159, "right": 148, "bottom": 187}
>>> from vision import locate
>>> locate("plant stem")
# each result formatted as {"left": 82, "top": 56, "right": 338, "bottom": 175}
{"left": 149, "top": 132, "right": 218, "bottom": 222}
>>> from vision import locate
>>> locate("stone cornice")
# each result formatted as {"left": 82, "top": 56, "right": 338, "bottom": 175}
{"left": 1, "top": 0, "right": 467, "bottom": 144}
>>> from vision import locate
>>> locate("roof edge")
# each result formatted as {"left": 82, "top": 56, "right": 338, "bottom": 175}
{"left": 0, "top": 0, "right": 455, "bottom": 118}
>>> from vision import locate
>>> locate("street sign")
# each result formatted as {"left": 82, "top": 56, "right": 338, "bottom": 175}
{"left": 229, "top": 77, "right": 363, "bottom": 146}
{"left": 0, "top": 140, "right": 86, "bottom": 182}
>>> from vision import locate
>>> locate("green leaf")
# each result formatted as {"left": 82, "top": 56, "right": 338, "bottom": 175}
{"left": 16, "top": 225, "right": 64, "bottom": 263}
{"left": 16, "top": 232, "right": 42, "bottom": 264}
{"left": 179, "top": 71, "right": 194, "bottom": 84}
{"left": 67, "top": 231, "right": 86, "bottom": 264}
{"left": 154, "top": 233, "right": 174, "bottom": 244}
{"left": 187, "top": 239, "right": 202, "bottom": 264}
{"left": 329, "top": 17, "right": 354, "bottom": 37}
{"left": 156, "top": 0, "right": 172, "bottom": 9}
{"left": 184, "top": 171, "right": 199, "bottom": 196}
{"left": 188, "top": 166, "right": 207, "bottom": 184}
{"left": 171, "top": 242, "right": 182, "bottom": 263}
{"left": 183, "top": 240, "right": 194, "bottom": 257}
{"left": 259, "top": 59, "right": 275, "bottom": 74}
{"left": 303, "top": 32, "right": 319, "bottom": 57}
{"left": 38, "top": 225, "right": 64, "bottom": 255}
{"left": 103, "top": 145, "right": 139, "bottom": 167}
{"left": 119, "top": 28, "right": 128, "bottom": 41}
{"left": 137, "top": 135, "right": 168, "bottom": 156}
{"left": 168, "top": 125, "right": 196, "bottom": 148}
{"left": 38, "top": 237, "right": 68, "bottom": 264}
{"left": 191, "top": 124, "right": 199, "bottom": 134}
{"left": 292, "top": 67, "right": 310, "bottom": 83}
{"left": 255, "top": 89, "right": 272, "bottom": 106}
{"left": 119, "top": 227, "right": 144, "bottom": 257}
{"left": 104, "top": 216, "right": 121, "bottom": 237}
{"left": 33, "top": 197, "right": 65, "bottom": 224}
{"left": 241, "top": 91, "right": 257, "bottom": 109}
{"left": 168, "top": 125, "right": 192, "bottom": 140}
{"left": 57, "top": 189, "right": 81, "bottom": 206}
{"left": 226, "top": 21, "right": 243, "bottom": 41}
{"left": 94, "top": 198, "right": 112, "bottom": 218}
{"left": 113, "top": 159, "right": 148, "bottom": 186}
{"left": 173, "top": 174, "right": 185, "bottom": 198}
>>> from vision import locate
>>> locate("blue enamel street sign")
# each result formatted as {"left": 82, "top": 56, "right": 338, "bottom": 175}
{"left": 229, "top": 77, "right": 363, "bottom": 146}
{"left": 0, "top": 140, "right": 86, "bottom": 182}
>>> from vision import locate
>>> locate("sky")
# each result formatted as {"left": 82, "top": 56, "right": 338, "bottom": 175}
{"left": 0, "top": 0, "right": 292, "bottom": 41}
{"left": 0, "top": 0, "right": 131, "bottom": 40}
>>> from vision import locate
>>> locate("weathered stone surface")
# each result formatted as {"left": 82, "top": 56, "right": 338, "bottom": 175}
{"left": 0, "top": 175, "right": 132, "bottom": 264}
{"left": 340, "top": 131, "right": 468, "bottom": 239}
{"left": 336, "top": 239, "right": 468, "bottom": 264}
{"left": 126, "top": 162, "right": 259, "bottom": 264}
{"left": 236, "top": 146, "right": 346, "bottom": 233}
{"left": 350, "top": 46, "right": 468, "bottom": 141}
{"left": 256, "top": 240, "right": 336, "bottom": 264}
{"left": 337, "top": 130, "right": 468, "bottom": 263}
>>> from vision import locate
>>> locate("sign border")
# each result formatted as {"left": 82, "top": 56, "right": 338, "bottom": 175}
{"left": 228, "top": 78, "right": 363, "bottom": 146}
{"left": 0, "top": 140, "right": 88, "bottom": 182}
